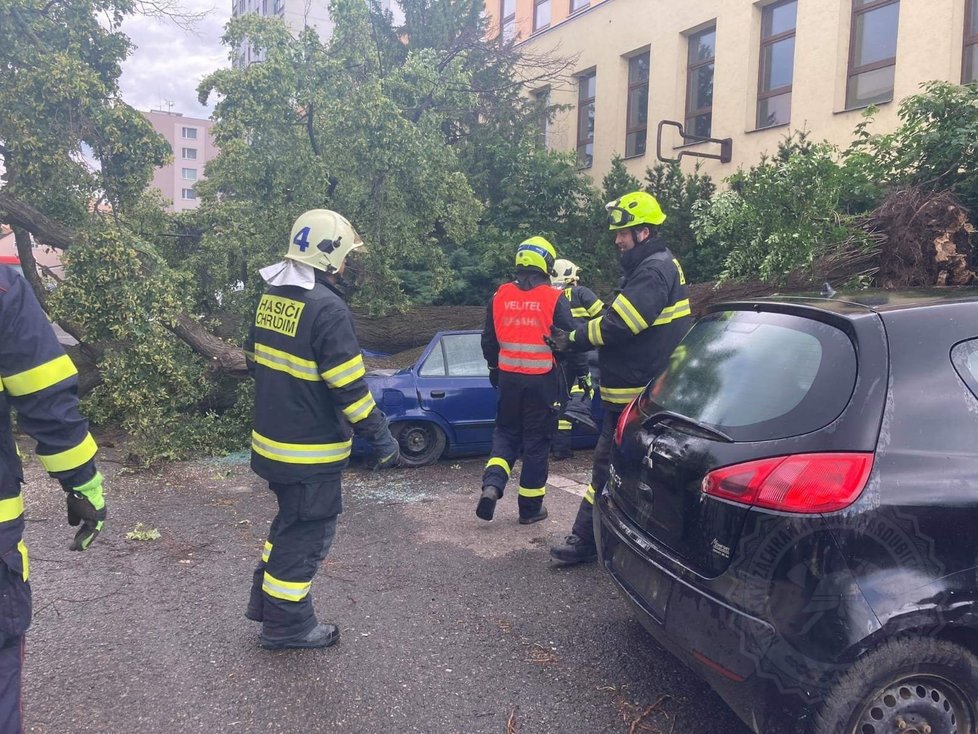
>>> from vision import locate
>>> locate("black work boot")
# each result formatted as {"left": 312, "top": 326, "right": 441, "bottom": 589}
{"left": 476, "top": 486, "right": 501, "bottom": 521}
{"left": 261, "top": 623, "right": 340, "bottom": 650}
{"left": 519, "top": 505, "right": 549, "bottom": 525}
{"left": 550, "top": 534, "right": 597, "bottom": 565}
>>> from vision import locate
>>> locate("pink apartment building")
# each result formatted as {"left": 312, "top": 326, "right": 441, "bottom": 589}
{"left": 142, "top": 110, "right": 218, "bottom": 212}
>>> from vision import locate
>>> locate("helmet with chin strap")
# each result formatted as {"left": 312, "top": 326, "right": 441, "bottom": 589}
{"left": 285, "top": 209, "right": 366, "bottom": 274}
{"left": 515, "top": 236, "right": 557, "bottom": 274}
{"left": 605, "top": 191, "right": 667, "bottom": 231}
{"left": 551, "top": 258, "right": 581, "bottom": 286}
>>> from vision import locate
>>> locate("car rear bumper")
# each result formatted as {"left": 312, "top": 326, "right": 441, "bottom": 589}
{"left": 595, "top": 493, "right": 814, "bottom": 733}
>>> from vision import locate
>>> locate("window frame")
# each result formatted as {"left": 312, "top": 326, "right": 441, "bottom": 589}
{"left": 182, "top": 147, "right": 198, "bottom": 160}
{"left": 965, "top": 0, "right": 978, "bottom": 83}
{"left": 846, "top": 0, "right": 900, "bottom": 110}
{"left": 685, "top": 26, "right": 716, "bottom": 138}
{"left": 181, "top": 126, "right": 198, "bottom": 140}
{"left": 576, "top": 71, "right": 596, "bottom": 169}
{"left": 181, "top": 167, "right": 198, "bottom": 181}
{"left": 180, "top": 188, "right": 197, "bottom": 201}
{"left": 756, "top": 0, "right": 796, "bottom": 129}
{"left": 624, "top": 51, "right": 650, "bottom": 158}
{"left": 499, "top": 0, "right": 516, "bottom": 42}
{"left": 533, "top": 0, "right": 550, "bottom": 32}
{"left": 532, "top": 87, "right": 551, "bottom": 149}
{"left": 569, "top": 0, "right": 589, "bottom": 12}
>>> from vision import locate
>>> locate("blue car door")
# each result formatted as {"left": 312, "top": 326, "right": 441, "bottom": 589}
{"left": 416, "top": 332, "right": 497, "bottom": 450}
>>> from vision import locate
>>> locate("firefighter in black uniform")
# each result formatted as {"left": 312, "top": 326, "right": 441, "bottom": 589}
{"left": 244, "top": 209, "right": 400, "bottom": 650}
{"left": 548, "top": 192, "right": 691, "bottom": 564}
{"left": 476, "top": 237, "right": 581, "bottom": 525}
{"left": 0, "top": 265, "right": 107, "bottom": 732}
{"left": 549, "top": 259, "right": 602, "bottom": 460}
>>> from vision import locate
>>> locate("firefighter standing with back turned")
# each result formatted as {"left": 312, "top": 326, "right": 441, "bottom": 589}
{"left": 244, "top": 209, "right": 400, "bottom": 650}
{"left": 476, "top": 237, "right": 581, "bottom": 525}
{"left": 549, "top": 259, "right": 602, "bottom": 460}
{"left": 0, "top": 265, "right": 107, "bottom": 733}
{"left": 548, "top": 192, "right": 691, "bottom": 565}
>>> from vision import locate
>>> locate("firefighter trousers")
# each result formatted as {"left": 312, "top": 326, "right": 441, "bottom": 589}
{"left": 551, "top": 362, "right": 575, "bottom": 458}
{"left": 248, "top": 478, "right": 340, "bottom": 642}
{"left": 0, "top": 543, "right": 30, "bottom": 734}
{"left": 482, "top": 370, "right": 559, "bottom": 519}
{"left": 570, "top": 407, "right": 622, "bottom": 543}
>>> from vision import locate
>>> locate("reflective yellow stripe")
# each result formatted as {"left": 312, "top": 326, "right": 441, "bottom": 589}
{"left": 612, "top": 294, "right": 649, "bottom": 335}
{"left": 0, "top": 376, "right": 4, "bottom": 392}
{"left": 251, "top": 431, "right": 351, "bottom": 465}
{"left": 518, "top": 485, "right": 546, "bottom": 498}
{"left": 0, "top": 494, "right": 25, "bottom": 523}
{"left": 587, "top": 316, "right": 604, "bottom": 346}
{"left": 243, "top": 349, "right": 255, "bottom": 362}
{"left": 37, "top": 432, "right": 98, "bottom": 473}
{"left": 570, "top": 384, "right": 584, "bottom": 394}
{"left": 2, "top": 354, "right": 77, "bottom": 396}
{"left": 321, "top": 354, "right": 366, "bottom": 388}
{"left": 653, "top": 299, "right": 691, "bottom": 326}
{"left": 570, "top": 307, "right": 590, "bottom": 318}
{"left": 587, "top": 299, "right": 604, "bottom": 317}
{"left": 558, "top": 420, "right": 572, "bottom": 430}
{"left": 261, "top": 541, "right": 272, "bottom": 563}
{"left": 252, "top": 343, "right": 319, "bottom": 381}
{"left": 601, "top": 386, "right": 644, "bottom": 404}
{"left": 341, "top": 392, "right": 376, "bottom": 424}
{"left": 17, "top": 540, "right": 28, "bottom": 582}
{"left": 673, "top": 259, "right": 686, "bottom": 285}
{"left": 584, "top": 485, "right": 596, "bottom": 504}
{"left": 262, "top": 571, "right": 311, "bottom": 602}
{"left": 485, "top": 457, "right": 511, "bottom": 476}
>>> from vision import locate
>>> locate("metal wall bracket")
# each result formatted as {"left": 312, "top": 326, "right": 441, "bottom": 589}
{"left": 656, "top": 120, "right": 732, "bottom": 165}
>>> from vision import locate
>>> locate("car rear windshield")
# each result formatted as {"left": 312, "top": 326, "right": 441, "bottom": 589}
{"left": 643, "top": 309, "right": 857, "bottom": 442}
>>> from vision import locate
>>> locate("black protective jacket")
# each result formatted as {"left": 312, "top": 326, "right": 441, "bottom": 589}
{"left": 244, "top": 274, "right": 389, "bottom": 484}
{"left": 570, "top": 238, "right": 691, "bottom": 408}
{"left": 560, "top": 284, "right": 604, "bottom": 328}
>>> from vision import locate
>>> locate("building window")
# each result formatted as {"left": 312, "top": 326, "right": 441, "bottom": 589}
{"left": 757, "top": 0, "right": 797, "bottom": 129}
{"left": 533, "top": 0, "right": 550, "bottom": 32}
{"left": 576, "top": 72, "right": 596, "bottom": 168}
{"left": 182, "top": 168, "right": 197, "bottom": 180}
{"left": 181, "top": 126, "right": 198, "bottom": 140}
{"left": 181, "top": 188, "right": 197, "bottom": 200}
{"left": 846, "top": 0, "right": 900, "bottom": 109}
{"left": 965, "top": 0, "right": 978, "bottom": 83}
{"left": 532, "top": 88, "right": 551, "bottom": 149}
{"left": 182, "top": 147, "right": 198, "bottom": 160}
{"left": 625, "top": 52, "right": 650, "bottom": 158}
{"left": 500, "top": 0, "right": 516, "bottom": 42}
{"left": 570, "top": 0, "right": 588, "bottom": 11}
{"left": 686, "top": 26, "right": 716, "bottom": 138}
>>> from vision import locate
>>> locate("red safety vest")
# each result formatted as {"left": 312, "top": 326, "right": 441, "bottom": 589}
{"left": 492, "top": 282, "right": 561, "bottom": 374}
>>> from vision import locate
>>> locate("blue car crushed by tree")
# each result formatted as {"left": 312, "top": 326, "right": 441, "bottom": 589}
{"left": 354, "top": 330, "right": 602, "bottom": 467}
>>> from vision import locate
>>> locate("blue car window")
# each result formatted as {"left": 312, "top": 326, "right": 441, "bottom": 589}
{"left": 442, "top": 334, "right": 490, "bottom": 377}
{"left": 419, "top": 341, "right": 447, "bottom": 376}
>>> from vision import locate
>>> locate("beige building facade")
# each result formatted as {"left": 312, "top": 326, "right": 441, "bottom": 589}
{"left": 487, "top": 0, "right": 978, "bottom": 183}
{"left": 143, "top": 110, "right": 219, "bottom": 212}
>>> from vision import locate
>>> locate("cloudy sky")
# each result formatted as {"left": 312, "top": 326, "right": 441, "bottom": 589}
{"left": 119, "top": 0, "right": 232, "bottom": 119}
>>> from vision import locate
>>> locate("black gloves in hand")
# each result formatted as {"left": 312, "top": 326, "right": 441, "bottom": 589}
{"left": 545, "top": 326, "right": 573, "bottom": 352}
{"left": 64, "top": 472, "right": 106, "bottom": 551}
{"left": 488, "top": 368, "right": 499, "bottom": 389}
{"left": 370, "top": 430, "right": 400, "bottom": 470}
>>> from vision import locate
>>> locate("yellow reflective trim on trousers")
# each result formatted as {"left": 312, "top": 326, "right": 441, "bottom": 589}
{"left": 322, "top": 354, "right": 366, "bottom": 388}
{"left": 653, "top": 299, "right": 691, "bottom": 326}
{"left": 342, "top": 392, "right": 376, "bottom": 424}
{"left": 251, "top": 431, "right": 352, "bottom": 465}
{"left": 2, "top": 354, "right": 77, "bottom": 396}
{"left": 601, "top": 386, "right": 644, "bottom": 404}
{"left": 262, "top": 571, "right": 311, "bottom": 602}
{"left": 558, "top": 420, "right": 572, "bottom": 430}
{"left": 252, "top": 343, "right": 319, "bottom": 381}
{"left": 587, "top": 299, "right": 605, "bottom": 317}
{"left": 612, "top": 294, "right": 649, "bottom": 335}
{"left": 0, "top": 494, "right": 25, "bottom": 523}
{"left": 485, "top": 457, "right": 511, "bottom": 476}
{"left": 261, "top": 541, "right": 272, "bottom": 563}
{"left": 37, "top": 432, "right": 98, "bottom": 473}
{"left": 584, "top": 485, "right": 596, "bottom": 504}
{"left": 518, "top": 485, "right": 546, "bottom": 498}
{"left": 587, "top": 316, "right": 604, "bottom": 346}
{"left": 17, "top": 540, "right": 28, "bottom": 582}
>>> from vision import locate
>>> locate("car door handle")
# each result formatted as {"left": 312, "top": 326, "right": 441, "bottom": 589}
{"left": 430, "top": 391, "right": 446, "bottom": 398}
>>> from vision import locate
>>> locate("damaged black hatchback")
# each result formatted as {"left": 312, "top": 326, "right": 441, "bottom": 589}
{"left": 595, "top": 292, "right": 978, "bottom": 734}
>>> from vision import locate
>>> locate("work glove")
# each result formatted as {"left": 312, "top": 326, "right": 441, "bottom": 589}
{"left": 545, "top": 326, "right": 574, "bottom": 352}
{"left": 488, "top": 367, "right": 499, "bottom": 389}
{"left": 577, "top": 373, "right": 593, "bottom": 399}
{"left": 370, "top": 430, "right": 400, "bottom": 471}
{"left": 64, "top": 471, "right": 106, "bottom": 551}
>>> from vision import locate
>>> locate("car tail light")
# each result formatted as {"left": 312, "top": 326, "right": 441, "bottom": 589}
{"left": 614, "top": 397, "right": 640, "bottom": 446}
{"left": 701, "top": 453, "right": 874, "bottom": 513}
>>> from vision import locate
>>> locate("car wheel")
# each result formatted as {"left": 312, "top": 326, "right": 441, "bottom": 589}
{"left": 813, "top": 637, "right": 978, "bottom": 734}
{"left": 392, "top": 422, "right": 447, "bottom": 467}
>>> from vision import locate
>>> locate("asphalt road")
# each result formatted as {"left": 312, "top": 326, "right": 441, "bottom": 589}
{"left": 19, "top": 447, "right": 750, "bottom": 734}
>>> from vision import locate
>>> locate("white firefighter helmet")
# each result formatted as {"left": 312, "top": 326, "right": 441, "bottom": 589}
{"left": 551, "top": 258, "right": 581, "bottom": 286}
{"left": 285, "top": 209, "right": 365, "bottom": 274}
